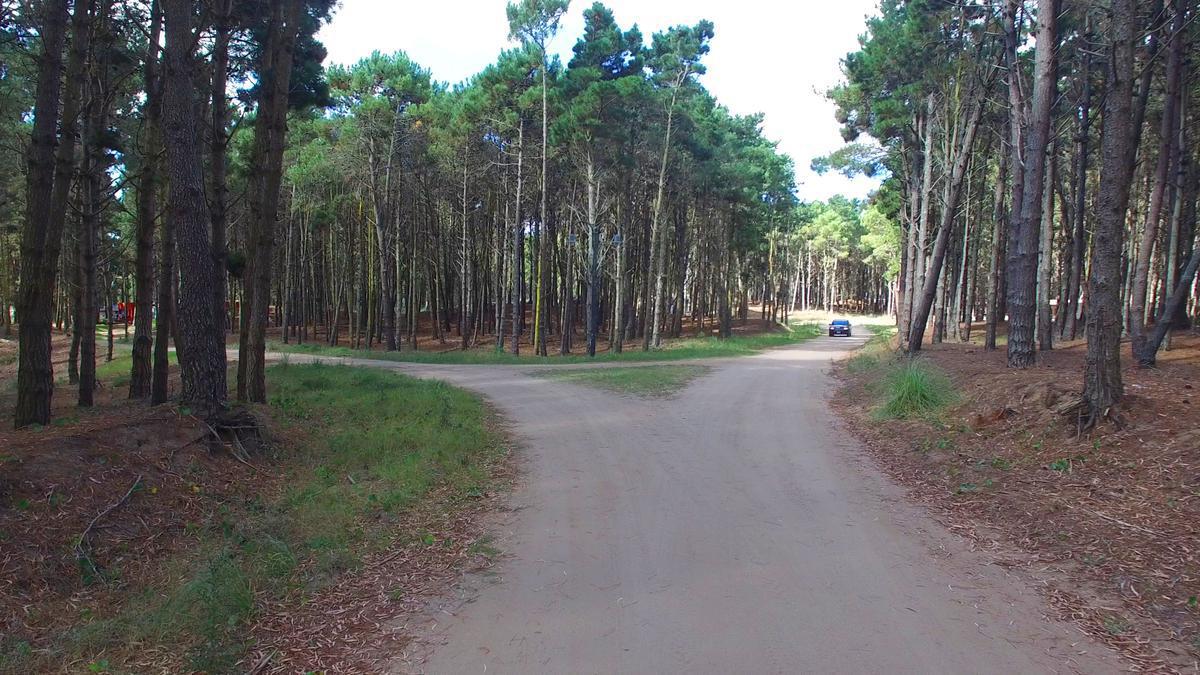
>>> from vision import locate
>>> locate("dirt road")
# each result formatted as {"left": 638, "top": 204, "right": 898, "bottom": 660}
{"left": 275, "top": 334, "right": 1121, "bottom": 674}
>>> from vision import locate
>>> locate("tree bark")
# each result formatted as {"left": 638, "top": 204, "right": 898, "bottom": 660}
{"left": 585, "top": 156, "right": 600, "bottom": 356}
{"left": 511, "top": 120, "right": 525, "bottom": 355}
{"left": 1083, "top": 0, "right": 1136, "bottom": 420}
{"left": 1036, "top": 150, "right": 1055, "bottom": 351}
{"left": 1128, "top": 0, "right": 1184, "bottom": 358}
{"left": 14, "top": 0, "right": 89, "bottom": 427}
{"left": 210, "top": 0, "right": 233, "bottom": 351}
{"left": 647, "top": 72, "right": 684, "bottom": 349}
{"left": 1005, "top": 0, "right": 1059, "bottom": 368}
{"left": 1063, "top": 35, "right": 1091, "bottom": 341}
{"left": 238, "top": 0, "right": 304, "bottom": 403}
{"left": 162, "top": 0, "right": 226, "bottom": 411}
{"left": 130, "top": 0, "right": 162, "bottom": 399}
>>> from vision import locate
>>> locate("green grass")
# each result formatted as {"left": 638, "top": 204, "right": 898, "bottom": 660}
{"left": 840, "top": 325, "right": 956, "bottom": 420}
{"left": 266, "top": 323, "right": 822, "bottom": 366}
{"left": 53, "top": 363, "right": 504, "bottom": 673}
{"left": 845, "top": 326, "right": 897, "bottom": 375}
{"left": 94, "top": 349, "right": 177, "bottom": 388}
{"left": 533, "top": 364, "right": 709, "bottom": 398}
{"left": 875, "top": 357, "right": 957, "bottom": 420}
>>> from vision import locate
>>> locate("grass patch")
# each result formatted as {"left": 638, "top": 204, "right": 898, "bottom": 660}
{"left": 875, "top": 357, "right": 957, "bottom": 420}
{"left": 840, "top": 327, "right": 957, "bottom": 420}
{"left": 266, "top": 323, "right": 821, "bottom": 366}
{"left": 845, "top": 326, "right": 897, "bottom": 375}
{"left": 58, "top": 363, "right": 504, "bottom": 672}
{"left": 533, "top": 364, "right": 709, "bottom": 398}
{"left": 93, "top": 349, "right": 177, "bottom": 388}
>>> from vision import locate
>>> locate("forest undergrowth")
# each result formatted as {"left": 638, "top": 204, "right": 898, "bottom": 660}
{"left": 0, "top": 357, "right": 511, "bottom": 673}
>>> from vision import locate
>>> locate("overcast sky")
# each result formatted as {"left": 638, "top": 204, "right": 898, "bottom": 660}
{"left": 317, "top": 0, "right": 883, "bottom": 202}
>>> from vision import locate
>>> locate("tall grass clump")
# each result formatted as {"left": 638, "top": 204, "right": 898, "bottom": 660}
{"left": 876, "top": 357, "right": 956, "bottom": 420}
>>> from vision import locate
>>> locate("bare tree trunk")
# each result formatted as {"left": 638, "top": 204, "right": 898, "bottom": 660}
{"left": 238, "top": 0, "right": 304, "bottom": 403}
{"left": 1140, "top": 244, "right": 1200, "bottom": 366}
{"left": 1083, "top": 0, "right": 1136, "bottom": 421}
{"left": 1129, "top": 0, "right": 1184, "bottom": 358}
{"left": 210, "top": 0, "right": 233, "bottom": 349}
{"left": 1005, "top": 0, "right": 1059, "bottom": 368}
{"left": 14, "top": 0, "right": 89, "bottom": 428}
{"left": 511, "top": 121, "right": 525, "bottom": 355}
{"left": 534, "top": 54, "right": 550, "bottom": 357}
{"left": 1063, "top": 37, "right": 1091, "bottom": 341}
{"left": 913, "top": 99, "right": 936, "bottom": 333}
{"left": 612, "top": 221, "right": 625, "bottom": 353}
{"left": 78, "top": 72, "right": 103, "bottom": 407}
{"left": 162, "top": 0, "right": 226, "bottom": 412}
{"left": 648, "top": 74, "right": 684, "bottom": 350}
{"left": 151, "top": 194, "right": 175, "bottom": 405}
{"left": 1036, "top": 150, "right": 1055, "bottom": 351}
{"left": 1139, "top": 61, "right": 1193, "bottom": 364}
{"left": 585, "top": 156, "right": 600, "bottom": 357}
{"left": 130, "top": 0, "right": 162, "bottom": 398}
{"left": 908, "top": 96, "right": 986, "bottom": 352}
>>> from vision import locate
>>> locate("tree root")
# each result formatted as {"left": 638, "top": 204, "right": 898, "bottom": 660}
{"left": 192, "top": 407, "right": 269, "bottom": 467}
{"left": 1065, "top": 399, "right": 1127, "bottom": 436}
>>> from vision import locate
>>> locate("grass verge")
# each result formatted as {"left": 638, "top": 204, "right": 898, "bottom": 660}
{"left": 874, "top": 358, "right": 957, "bottom": 420}
{"left": 266, "top": 323, "right": 822, "bottom": 366}
{"left": 48, "top": 363, "right": 505, "bottom": 673}
{"left": 842, "top": 327, "right": 957, "bottom": 420}
{"left": 532, "top": 364, "right": 710, "bottom": 398}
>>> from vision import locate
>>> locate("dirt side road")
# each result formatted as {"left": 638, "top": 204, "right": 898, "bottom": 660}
{"left": 272, "top": 335, "right": 1122, "bottom": 674}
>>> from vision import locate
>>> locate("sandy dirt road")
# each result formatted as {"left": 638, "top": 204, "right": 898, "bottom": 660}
{"left": 272, "top": 334, "right": 1122, "bottom": 674}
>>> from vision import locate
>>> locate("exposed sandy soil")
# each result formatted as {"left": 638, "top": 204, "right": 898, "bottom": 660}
{"left": 834, "top": 326, "right": 1200, "bottom": 671}
{"left": 276, "top": 333, "right": 1123, "bottom": 673}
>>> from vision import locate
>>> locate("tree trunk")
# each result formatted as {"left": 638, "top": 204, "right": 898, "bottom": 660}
{"left": 585, "top": 157, "right": 600, "bottom": 357}
{"left": 1005, "top": 0, "right": 1059, "bottom": 368}
{"left": 162, "top": 0, "right": 226, "bottom": 411}
{"left": 14, "top": 0, "right": 89, "bottom": 428}
{"left": 1083, "top": 0, "right": 1136, "bottom": 421}
{"left": 238, "top": 0, "right": 304, "bottom": 403}
{"left": 1063, "top": 37, "right": 1091, "bottom": 341}
{"left": 648, "top": 73, "right": 684, "bottom": 350}
{"left": 210, "top": 0, "right": 233, "bottom": 351}
{"left": 534, "top": 51, "right": 550, "bottom": 357}
{"left": 1129, "top": 0, "right": 1184, "bottom": 358}
{"left": 511, "top": 121, "right": 525, "bottom": 355}
{"left": 1036, "top": 150, "right": 1055, "bottom": 351}
{"left": 908, "top": 96, "right": 986, "bottom": 352}
{"left": 129, "top": 0, "right": 162, "bottom": 399}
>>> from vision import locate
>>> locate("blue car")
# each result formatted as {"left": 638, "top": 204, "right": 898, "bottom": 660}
{"left": 828, "top": 319, "right": 852, "bottom": 337}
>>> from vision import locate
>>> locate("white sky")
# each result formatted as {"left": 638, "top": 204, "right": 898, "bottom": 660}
{"left": 318, "top": 0, "right": 883, "bottom": 202}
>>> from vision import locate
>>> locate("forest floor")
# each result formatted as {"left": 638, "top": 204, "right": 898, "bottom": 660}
{"left": 834, "top": 324, "right": 1200, "bottom": 671}
{"left": 0, "top": 333, "right": 514, "bottom": 673}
